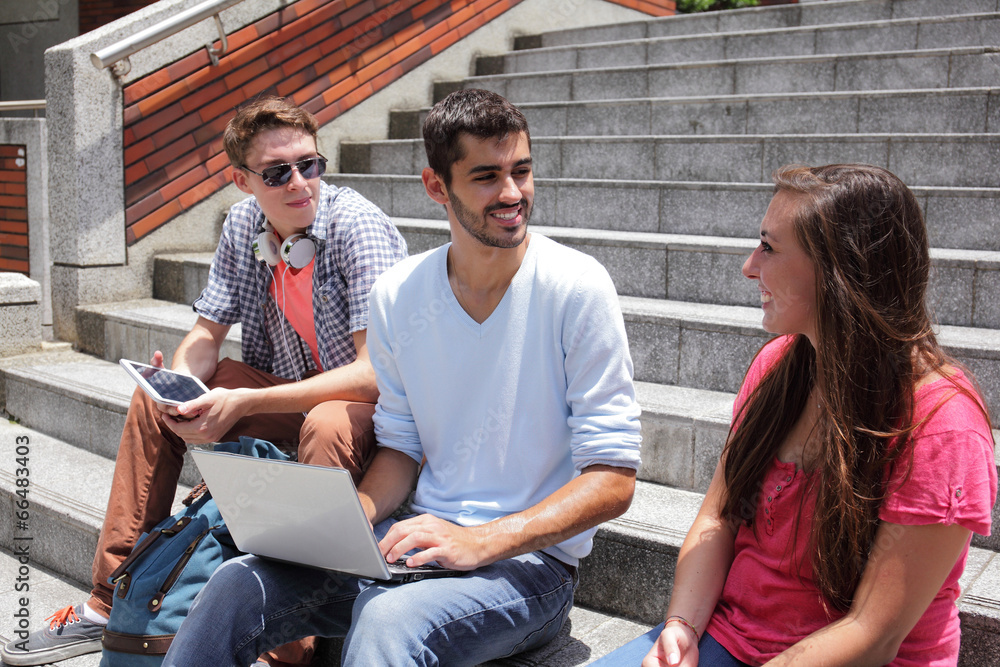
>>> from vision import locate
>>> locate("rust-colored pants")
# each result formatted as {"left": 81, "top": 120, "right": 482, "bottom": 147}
{"left": 90, "top": 359, "right": 377, "bottom": 665}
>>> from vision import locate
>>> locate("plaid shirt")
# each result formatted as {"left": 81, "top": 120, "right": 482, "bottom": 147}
{"left": 193, "top": 181, "right": 408, "bottom": 380}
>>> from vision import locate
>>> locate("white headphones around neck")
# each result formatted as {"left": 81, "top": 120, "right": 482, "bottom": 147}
{"left": 252, "top": 221, "right": 315, "bottom": 269}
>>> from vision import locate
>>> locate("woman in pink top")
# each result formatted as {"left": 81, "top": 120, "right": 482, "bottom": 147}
{"left": 597, "top": 164, "right": 997, "bottom": 666}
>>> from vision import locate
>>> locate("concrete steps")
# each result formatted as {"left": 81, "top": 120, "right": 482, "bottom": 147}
{"left": 620, "top": 295, "right": 1000, "bottom": 423}
{"left": 104, "top": 244, "right": 1000, "bottom": 535}
{"left": 157, "top": 218, "right": 1000, "bottom": 328}
{"left": 72, "top": 298, "right": 243, "bottom": 370}
{"left": 398, "top": 80, "right": 1000, "bottom": 139}
{"left": 0, "top": 419, "right": 192, "bottom": 589}
{"left": 395, "top": 86, "right": 1000, "bottom": 137}
{"left": 502, "top": 12, "right": 1000, "bottom": 73}
{"left": 523, "top": 0, "right": 1000, "bottom": 47}
{"left": 15, "top": 286, "right": 997, "bottom": 535}
{"left": 329, "top": 174, "right": 1000, "bottom": 252}
{"left": 388, "top": 217, "right": 1000, "bottom": 329}
{"left": 467, "top": 47, "right": 1000, "bottom": 100}
{"left": 343, "top": 133, "right": 1000, "bottom": 187}
{"left": 0, "top": 349, "right": 208, "bottom": 490}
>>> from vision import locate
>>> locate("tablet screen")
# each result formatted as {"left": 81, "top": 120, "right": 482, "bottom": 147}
{"left": 125, "top": 362, "right": 208, "bottom": 403}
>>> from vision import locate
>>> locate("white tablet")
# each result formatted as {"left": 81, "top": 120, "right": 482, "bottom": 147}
{"left": 119, "top": 359, "right": 209, "bottom": 406}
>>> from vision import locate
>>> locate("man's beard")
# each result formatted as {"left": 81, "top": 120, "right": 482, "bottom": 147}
{"left": 450, "top": 191, "right": 531, "bottom": 249}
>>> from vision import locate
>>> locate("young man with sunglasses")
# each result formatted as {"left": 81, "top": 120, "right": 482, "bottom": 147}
{"left": 1, "top": 97, "right": 407, "bottom": 667}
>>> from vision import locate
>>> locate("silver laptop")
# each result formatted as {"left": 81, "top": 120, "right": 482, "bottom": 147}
{"left": 190, "top": 449, "right": 463, "bottom": 583}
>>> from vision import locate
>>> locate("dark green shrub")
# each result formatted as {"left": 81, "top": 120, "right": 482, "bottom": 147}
{"left": 677, "top": 0, "right": 761, "bottom": 12}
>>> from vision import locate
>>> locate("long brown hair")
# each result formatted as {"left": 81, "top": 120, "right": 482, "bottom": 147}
{"left": 721, "top": 164, "right": 951, "bottom": 611}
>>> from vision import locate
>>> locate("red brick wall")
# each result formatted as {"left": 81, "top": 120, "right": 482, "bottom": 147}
{"left": 0, "top": 145, "right": 29, "bottom": 275}
{"left": 121, "top": 0, "right": 677, "bottom": 244}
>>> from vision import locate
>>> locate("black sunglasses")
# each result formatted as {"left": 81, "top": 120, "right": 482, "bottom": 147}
{"left": 242, "top": 155, "right": 327, "bottom": 187}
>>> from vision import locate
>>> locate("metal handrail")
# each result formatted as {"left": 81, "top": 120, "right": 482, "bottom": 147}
{"left": 91, "top": 0, "right": 244, "bottom": 77}
{"left": 0, "top": 100, "right": 46, "bottom": 111}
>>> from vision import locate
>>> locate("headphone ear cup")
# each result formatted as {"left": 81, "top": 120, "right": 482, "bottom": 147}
{"left": 252, "top": 230, "right": 281, "bottom": 266}
{"left": 281, "top": 234, "right": 316, "bottom": 269}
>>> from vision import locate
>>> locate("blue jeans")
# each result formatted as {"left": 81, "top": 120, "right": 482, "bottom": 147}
{"left": 590, "top": 622, "right": 751, "bottom": 667}
{"left": 162, "top": 518, "right": 576, "bottom": 666}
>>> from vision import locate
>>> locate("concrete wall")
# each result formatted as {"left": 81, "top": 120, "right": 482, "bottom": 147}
{"left": 1, "top": 0, "right": 79, "bottom": 105}
{"left": 44, "top": 0, "right": 647, "bottom": 342}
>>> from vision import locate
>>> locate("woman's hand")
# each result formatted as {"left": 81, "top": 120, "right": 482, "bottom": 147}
{"left": 643, "top": 623, "right": 699, "bottom": 667}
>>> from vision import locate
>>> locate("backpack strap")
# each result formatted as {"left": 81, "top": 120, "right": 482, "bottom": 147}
{"left": 148, "top": 528, "right": 213, "bottom": 612}
{"left": 107, "top": 516, "right": 194, "bottom": 587}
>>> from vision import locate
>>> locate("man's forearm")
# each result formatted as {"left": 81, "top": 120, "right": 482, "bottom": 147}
{"left": 475, "top": 464, "right": 636, "bottom": 563}
{"left": 171, "top": 323, "right": 226, "bottom": 380}
{"left": 198, "top": 326, "right": 379, "bottom": 418}
{"left": 226, "top": 357, "right": 378, "bottom": 417}
{"left": 357, "top": 448, "right": 420, "bottom": 524}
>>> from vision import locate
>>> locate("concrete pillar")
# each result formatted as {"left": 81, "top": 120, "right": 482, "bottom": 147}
{"left": 0, "top": 118, "right": 50, "bottom": 339}
{"left": 45, "top": 37, "right": 125, "bottom": 342}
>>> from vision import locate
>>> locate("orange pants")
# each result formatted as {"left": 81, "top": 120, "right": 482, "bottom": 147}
{"left": 91, "top": 358, "right": 377, "bottom": 665}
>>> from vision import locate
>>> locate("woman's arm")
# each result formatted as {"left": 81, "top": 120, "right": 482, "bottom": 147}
{"left": 763, "top": 520, "right": 971, "bottom": 667}
{"left": 644, "top": 459, "right": 738, "bottom": 667}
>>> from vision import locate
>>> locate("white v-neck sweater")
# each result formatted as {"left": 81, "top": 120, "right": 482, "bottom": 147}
{"left": 368, "top": 234, "right": 642, "bottom": 564}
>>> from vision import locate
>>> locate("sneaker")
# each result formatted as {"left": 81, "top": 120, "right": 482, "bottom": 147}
{"left": 0, "top": 604, "right": 104, "bottom": 665}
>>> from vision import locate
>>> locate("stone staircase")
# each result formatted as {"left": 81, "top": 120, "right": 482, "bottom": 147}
{"left": 1, "top": 0, "right": 999, "bottom": 665}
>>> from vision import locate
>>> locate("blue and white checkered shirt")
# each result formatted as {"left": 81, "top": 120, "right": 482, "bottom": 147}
{"left": 193, "top": 181, "right": 408, "bottom": 380}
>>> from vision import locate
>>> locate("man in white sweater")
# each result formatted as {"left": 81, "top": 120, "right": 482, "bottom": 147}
{"left": 164, "top": 89, "right": 642, "bottom": 666}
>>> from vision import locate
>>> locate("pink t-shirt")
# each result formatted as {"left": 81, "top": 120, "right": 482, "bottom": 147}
{"left": 269, "top": 260, "right": 322, "bottom": 371}
{"left": 707, "top": 335, "right": 997, "bottom": 666}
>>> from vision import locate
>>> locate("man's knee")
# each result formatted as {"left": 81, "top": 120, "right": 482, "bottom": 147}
{"left": 297, "top": 401, "right": 376, "bottom": 479}
{"left": 190, "top": 556, "right": 263, "bottom": 616}
{"left": 300, "top": 401, "right": 375, "bottom": 444}
{"left": 351, "top": 585, "right": 403, "bottom": 629}
{"left": 345, "top": 588, "right": 429, "bottom": 660}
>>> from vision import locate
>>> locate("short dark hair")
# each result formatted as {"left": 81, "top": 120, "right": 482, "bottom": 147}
{"left": 223, "top": 96, "right": 319, "bottom": 168}
{"left": 422, "top": 89, "right": 530, "bottom": 186}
